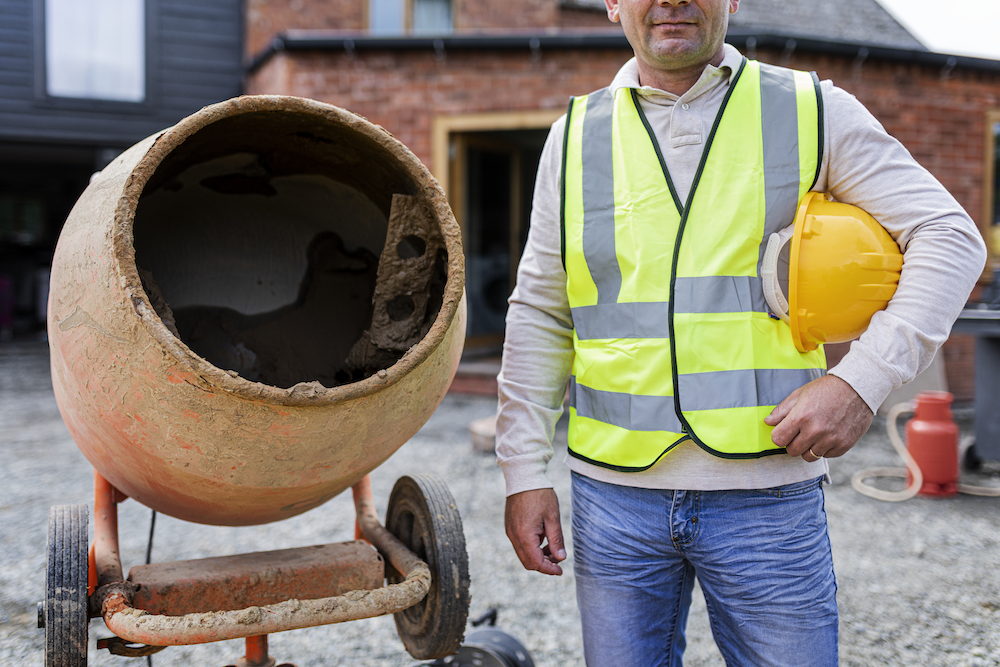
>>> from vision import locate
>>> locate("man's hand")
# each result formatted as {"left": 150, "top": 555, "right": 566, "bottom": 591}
{"left": 504, "top": 488, "right": 567, "bottom": 576}
{"left": 764, "top": 375, "right": 874, "bottom": 461}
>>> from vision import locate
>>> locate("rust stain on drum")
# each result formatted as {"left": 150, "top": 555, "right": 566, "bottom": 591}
{"left": 48, "top": 96, "right": 465, "bottom": 526}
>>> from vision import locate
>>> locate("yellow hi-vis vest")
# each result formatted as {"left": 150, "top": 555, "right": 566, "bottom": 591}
{"left": 562, "top": 58, "right": 827, "bottom": 471}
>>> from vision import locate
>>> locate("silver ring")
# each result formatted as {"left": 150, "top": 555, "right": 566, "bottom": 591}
{"left": 808, "top": 448, "right": 824, "bottom": 461}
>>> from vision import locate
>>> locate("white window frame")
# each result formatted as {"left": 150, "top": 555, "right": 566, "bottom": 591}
{"left": 39, "top": 0, "right": 148, "bottom": 104}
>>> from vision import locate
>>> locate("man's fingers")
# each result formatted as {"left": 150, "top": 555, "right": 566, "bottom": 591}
{"left": 535, "top": 544, "right": 564, "bottom": 576}
{"left": 764, "top": 387, "right": 800, "bottom": 428}
{"left": 516, "top": 526, "right": 562, "bottom": 575}
{"left": 803, "top": 446, "right": 824, "bottom": 462}
{"left": 504, "top": 488, "right": 564, "bottom": 576}
{"left": 768, "top": 387, "right": 802, "bottom": 449}
{"left": 770, "top": 417, "right": 799, "bottom": 450}
{"left": 764, "top": 375, "right": 874, "bottom": 458}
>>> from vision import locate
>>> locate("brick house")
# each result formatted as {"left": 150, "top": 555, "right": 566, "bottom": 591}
{"left": 245, "top": 0, "right": 1000, "bottom": 403}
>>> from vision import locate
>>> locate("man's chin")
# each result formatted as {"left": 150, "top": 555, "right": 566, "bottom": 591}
{"left": 646, "top": 42, "right": 715, "bottom": 69}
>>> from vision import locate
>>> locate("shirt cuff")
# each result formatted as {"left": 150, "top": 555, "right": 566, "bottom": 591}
{"left": 498, "top": 454, "right": 555, "bottom": 497}
{"left": 827, "top": 343, "right": 901, "bottom": 414}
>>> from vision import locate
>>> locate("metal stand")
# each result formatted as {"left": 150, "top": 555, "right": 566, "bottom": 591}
{"left": 86, "top": 471, "right": 434, "bottom": 665}
{"left": 953, "top": 309, "right": 1000, "bottom": 463}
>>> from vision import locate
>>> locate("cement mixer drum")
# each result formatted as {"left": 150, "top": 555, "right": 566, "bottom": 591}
{"left": 47, "top": 96, "right": 466, "bottom": 526}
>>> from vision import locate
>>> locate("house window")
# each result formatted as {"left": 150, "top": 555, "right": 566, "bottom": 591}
{"left": 412, "top": 0, "right": 452, "bottom": 33}
{"left": 45, "top": 0, "right": 145, "bottom": 102}
{"left": 369, "top": 0, "right": 452, "bottom": 35}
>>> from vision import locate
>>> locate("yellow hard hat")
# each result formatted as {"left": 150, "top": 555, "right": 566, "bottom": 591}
{"left": 762, "top": 191, "right": 903, "bottom": 353}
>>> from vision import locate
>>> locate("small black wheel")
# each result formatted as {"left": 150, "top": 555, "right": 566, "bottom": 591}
{"left": 386, "top": 474, "right": 470, "bottom": 660}
{"left": 962, "top": 439, "right": 983, "bottom": 472}
{"left": 44, "top": 504, "right": 90, "bottom": 667}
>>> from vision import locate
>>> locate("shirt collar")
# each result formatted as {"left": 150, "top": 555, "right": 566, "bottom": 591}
{"left": 609, "top": 43, "right": 745, "bottom": 104}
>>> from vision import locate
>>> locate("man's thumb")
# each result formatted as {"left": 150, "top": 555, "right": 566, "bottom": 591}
{"left": 546, "top": 521, "right": 567, "bottom": 561}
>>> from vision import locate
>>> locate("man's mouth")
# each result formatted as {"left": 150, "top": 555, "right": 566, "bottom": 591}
{"left": 652, "top": 19, "right": 697, "bottom": 27}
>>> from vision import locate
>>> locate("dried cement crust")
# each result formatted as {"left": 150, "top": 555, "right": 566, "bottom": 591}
{"left": 347, "top": 194, "right": 446, "bottom": 371}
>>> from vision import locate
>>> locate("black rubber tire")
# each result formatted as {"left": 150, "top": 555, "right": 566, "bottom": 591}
{"left": 463, "top": 628, "right": 536, "bottom": 667}
{"left": 386, "top": 474, "right": 470, "bottom": 660}
{"left": 44, "top": 504, "right": 90, "bottom": 667}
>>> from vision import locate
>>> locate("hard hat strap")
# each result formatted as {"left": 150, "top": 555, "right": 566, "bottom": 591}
{"left": 762, "top": 225, "right": 794, "bottom": 324}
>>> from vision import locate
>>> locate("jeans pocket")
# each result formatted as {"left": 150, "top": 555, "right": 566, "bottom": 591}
{"left": 753, "top": 475, "right": 824, "bottom": 498}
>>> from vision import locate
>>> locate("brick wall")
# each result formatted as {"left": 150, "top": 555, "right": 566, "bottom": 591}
{"left": 246, "top": 0, "right": 365, "bottom": 58}
{"left": 247, "top": 1, "right": 613, "bottom": 59}
{"left": 246, "top": 44, "right": 997, "bottom": 403}
{"left": 559, "top": 6, "right": 614, "bottom": 29}
{"left": 246, "top": 48, "right": 631, "bottom": 165}
{"left": 454, "top": 0, "right": 557, "bottom": 31}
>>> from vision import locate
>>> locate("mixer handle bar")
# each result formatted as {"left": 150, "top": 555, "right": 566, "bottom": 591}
{"left": 91, "top": 474, "right": 432, "bottom": 647}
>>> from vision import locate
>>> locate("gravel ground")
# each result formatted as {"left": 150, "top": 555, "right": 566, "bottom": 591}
{"left": 2, "top": 341, "right": 1000, "bottom": 667}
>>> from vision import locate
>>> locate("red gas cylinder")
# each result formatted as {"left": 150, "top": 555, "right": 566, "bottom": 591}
{"left": 906, "top": 391, "right": 960, "bottom": 497}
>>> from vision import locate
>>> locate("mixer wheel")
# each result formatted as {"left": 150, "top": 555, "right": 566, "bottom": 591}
{"left": 386, "top": 474, "right": 470, "bottom": 660}
{"left": 44, "top": 504, "right": 90, "bottom": 667}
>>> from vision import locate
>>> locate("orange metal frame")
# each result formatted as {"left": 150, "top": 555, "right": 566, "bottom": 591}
{"left": 89, "top": 470, "right": 431, "bottom": 665}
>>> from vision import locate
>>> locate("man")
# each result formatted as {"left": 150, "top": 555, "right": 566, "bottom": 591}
{"left": 496, "top": 0, "right": 987, "bottom": 665}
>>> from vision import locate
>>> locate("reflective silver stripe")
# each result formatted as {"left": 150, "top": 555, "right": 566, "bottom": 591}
{"left": 570, "top": 377, "right": 685, "bottom": 433}
{"left": 678, "top": 367, "right": 825, "bottom": 411}
{"left": 571, "top": 368, "right": 823, "bottom": 430}
{"left": 572, "top": 276, "right": 768, "bottom": 340}
{"left": 755, "top": 368, "right": 826, "bottom": 405}
{"left": 580, "top": 88, "right": 622, "bottom": 304}
{"left": 572, "top": 302, "right": 671, "bottom": 340}
{"left": 757, "top": 64, "right": 802, "bottom": 314}
{"left": 674, "top": 275, "right": 763, "bottom": 314}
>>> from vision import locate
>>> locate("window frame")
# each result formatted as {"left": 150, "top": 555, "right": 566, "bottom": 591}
{"left": 33, "top": 0, "right": 158, "bottom": 113}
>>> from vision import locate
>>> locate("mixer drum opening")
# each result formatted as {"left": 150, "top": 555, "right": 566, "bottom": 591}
{"left": 132, "top": 110, "right": 448, "bottom": 390}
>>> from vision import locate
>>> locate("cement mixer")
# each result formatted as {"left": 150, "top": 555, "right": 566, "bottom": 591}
{"left": 39, "top": 96, "right": 470, "bottom": 666}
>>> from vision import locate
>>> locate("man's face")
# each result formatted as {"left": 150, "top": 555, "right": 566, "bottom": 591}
{"left": 605, "top": 0, "right": 739, "bottom": 73}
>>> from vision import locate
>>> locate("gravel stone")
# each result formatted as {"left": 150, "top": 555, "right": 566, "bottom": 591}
{"left": 3, "top": 341, "right": 1000, "bottom": 666}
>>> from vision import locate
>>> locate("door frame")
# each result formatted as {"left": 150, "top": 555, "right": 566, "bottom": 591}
{"left": 982, "top": 109, "right": 1000, "bottom": 278}
{"left": 430, "top": 110, "right": 562, "bottom": 347}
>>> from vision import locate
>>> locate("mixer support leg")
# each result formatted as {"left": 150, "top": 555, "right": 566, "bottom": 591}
{"left": 352, "top": 475, "right": 373, "bottom": 543}
{"left": 236, "top": 635, "right": 277, "bottom": 667}
{"left": 93, "top": 470, "right": 124, "bottom": 588}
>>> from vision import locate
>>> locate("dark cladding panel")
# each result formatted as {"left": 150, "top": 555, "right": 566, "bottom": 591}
{"left": 0, "top": 0, "right": 243, "bottom": 147}
{"left": 0, "top": 1, "right": 32, "bottom": 101}
{"left": 158, "top": 0, "right": 243, "bottom": 117}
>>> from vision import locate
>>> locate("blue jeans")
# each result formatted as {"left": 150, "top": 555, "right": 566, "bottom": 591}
{"left": 571, "top": 473, "right": 838, "bottom": 667}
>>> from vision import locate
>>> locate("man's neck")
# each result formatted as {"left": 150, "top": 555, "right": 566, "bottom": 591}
{"left": 634, "top": 48, "right": 726, "bottom": 96}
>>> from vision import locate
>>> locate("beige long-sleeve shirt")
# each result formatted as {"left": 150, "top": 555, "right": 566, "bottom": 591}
{"left": 496, "top": 45, "right": 987, "bottom": 497}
